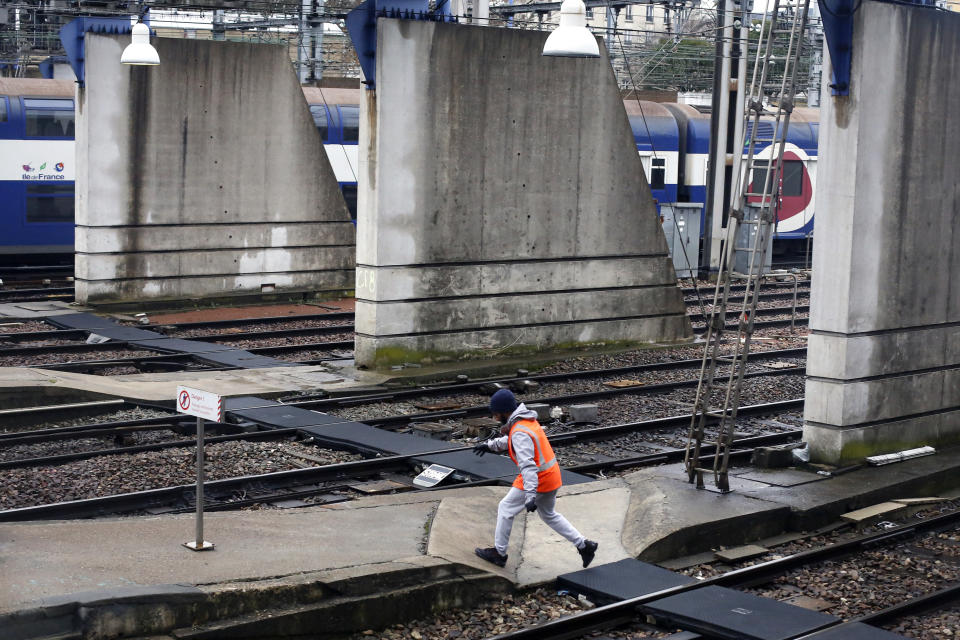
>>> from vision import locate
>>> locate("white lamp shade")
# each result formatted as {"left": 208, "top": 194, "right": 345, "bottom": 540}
{"left": 121, "top": 22, "right": 160, "bottom": 65}
{"left": 542, "top": 0, "right": 600, "bottom": 58}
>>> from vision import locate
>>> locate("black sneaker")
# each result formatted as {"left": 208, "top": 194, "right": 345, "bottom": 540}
{"left": 475, "top": 546, "right": 508, "bottom": 567}
{"left": 578, "top": 540, "right": 598, "bottom": 568}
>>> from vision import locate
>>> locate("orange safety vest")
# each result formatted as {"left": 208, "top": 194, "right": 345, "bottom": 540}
{"left": 507, "top": 418, "right": 562, "bottom": 493}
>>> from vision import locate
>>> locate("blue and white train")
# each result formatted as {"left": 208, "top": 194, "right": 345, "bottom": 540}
{"left": 0, "top": 81, "right": 818, "bottom": 258}
{"left": 0, "top": 78, "right": 76, "bottom": 256}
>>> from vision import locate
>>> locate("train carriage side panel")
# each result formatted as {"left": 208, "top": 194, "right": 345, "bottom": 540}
{"left": 745, "top": 111, "right": 819, "bottom": 240}
{"left": 626, "top": 101, "right": 679, "bottom": 209}
{"left": 0, "top": 78, "right": 76, "bottom": 255}
{"left": 663, "top": 104, "right": 710, "bottom": 234}
{"left": 303, "top": 87, "right": 360, "bottom": 221}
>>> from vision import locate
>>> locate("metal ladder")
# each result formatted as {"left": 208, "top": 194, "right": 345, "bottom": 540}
{"left": 683, "top": 0, "right": 810, "bottom": 493}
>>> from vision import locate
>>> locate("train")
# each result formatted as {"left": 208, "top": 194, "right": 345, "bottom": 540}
{"left": 0, "top": 80, "right": 818, "bottom": 261}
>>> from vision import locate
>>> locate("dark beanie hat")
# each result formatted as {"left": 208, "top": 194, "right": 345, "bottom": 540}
{"left": 490, "top": 388, "right": 518, "bottom": 415}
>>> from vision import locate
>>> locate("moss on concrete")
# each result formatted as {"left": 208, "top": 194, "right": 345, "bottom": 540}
{"left": 372, "top": 337, "right": 689, "bottom": 370}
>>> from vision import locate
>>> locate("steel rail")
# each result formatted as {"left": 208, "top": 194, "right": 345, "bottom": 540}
{"left": 0, "top": 448, "right": 451, "bottom": 522}
{"left": 354, "top": 367, "right": 805, "bottom": 429}
{"left": 0, "top": 420, "right": 193, "bottom": 447}
{"left": 3, "top": 351, "right": 801, "bottom": 445}
{"left": 0, "top": 291, "right": 797, "bottom": 344}
{"left": 0, "top": 400, "right": 804, "bottom": 522}
{"left": 149, "top": 311, "right": 354, "bottom": 331}
{"left": 0, "top": 427, "right": 301, "bottom": 470}
{"left": 167, "top": 323, "right": 354, "bottom": 343}
{"left": 681, "top": 279, "right": 810, "bottom": 296}
{"left": 487, "top": 510, "right": 960, "bottom": 640}
{"left": 0, "top": 323, "right": 353, "bottom": 345}
{"left": 0, "top": 399, "right": 128, "bottom": 430}
{"left": 840, "top": 583, "right": 960, "bottom": 631}
{"left": 294, "top": 347, "right": 806, "bottom": 410}
{"left": 0, "top": 286, "right": 73, "bottom": 298}
{"left": 25, "top": 341, "right": 354, "bottom": 372}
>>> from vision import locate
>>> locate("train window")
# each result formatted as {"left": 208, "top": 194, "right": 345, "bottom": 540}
{"left": 0, "top": 97, "right": 7, "bottom": 122}
{"left": 26, "top": 184, "right": 74, "bottom": 223}
{"left": 309, "top": 105, "right": 329, "bottom": 141}
{"left": 24, "top": 99, "right": 75, "bottom": 138}
{"left": 651, "top": 158, "right": 666, "bottom": 190}
{"left": 750, "top": 161, "right": 770, "bottom": 195}
{"left": 340, "top": 106, "right": 359, "bottom": 143}
{"left": 781, "top": 160, "right": 803, "bottom": 197}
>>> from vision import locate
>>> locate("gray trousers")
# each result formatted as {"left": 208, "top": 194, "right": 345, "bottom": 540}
{"left": 495, "top": 487, "right": 585, "bottom": 555}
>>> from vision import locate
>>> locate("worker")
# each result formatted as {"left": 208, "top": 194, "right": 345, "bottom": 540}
{"left": 472, "top": 388, "right": 598, "bottom": 568}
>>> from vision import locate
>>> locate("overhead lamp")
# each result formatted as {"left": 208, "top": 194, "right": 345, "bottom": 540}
{"left": 121, "top": 21, "right": 160, "bottom": 66}
{"left": 542, "top": 0, "right": 600, "bottom": 58}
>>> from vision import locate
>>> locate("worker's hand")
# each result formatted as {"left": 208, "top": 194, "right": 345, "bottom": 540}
{"left": 473, "top": 442, "right": 491, "bottom": 457}
{"left": 525, "top": 497, "right": 538, "bottom": 513}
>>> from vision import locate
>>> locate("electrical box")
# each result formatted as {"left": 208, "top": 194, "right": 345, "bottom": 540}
{"left": 733, "top": 204, "right": 773, "bottom": 276}
{"left": 660, "top": 203, "right": 702, "bottom": 279}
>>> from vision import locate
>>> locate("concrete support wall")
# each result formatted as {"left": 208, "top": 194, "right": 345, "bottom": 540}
{"left": 804, "top": 3, "right": 960, "bottom": 464}
{"left": 356, "top": 20, "right": 691, "bottom": 368}
{"left": 76, "top": 36, "right": 355, "bottom": 304}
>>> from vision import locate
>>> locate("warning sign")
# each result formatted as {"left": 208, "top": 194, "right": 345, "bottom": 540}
{"left": 176, "top": 386, "right": 223, "bottom": 422}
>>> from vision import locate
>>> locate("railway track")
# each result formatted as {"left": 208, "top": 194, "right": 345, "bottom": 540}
{"left": 0, "top": 397, "right": 803, "bottom": 521}
{"left": 486, "top": 509, "right": 960, "bottom": 640}
{"left": 0, "top": 286, "right": 74, "bottom": 303}
{"left": 0, "top": 304, "right": 806, "bottom": 370}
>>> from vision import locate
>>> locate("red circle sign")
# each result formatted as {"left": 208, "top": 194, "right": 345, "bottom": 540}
{"left": 178, "top": 390, "right": 191, "bottom": 411}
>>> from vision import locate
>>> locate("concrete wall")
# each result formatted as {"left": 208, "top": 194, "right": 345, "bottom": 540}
{"left": 75, "top": 35, "right": 355, "bottom": 304}
{"left": 356, "top": 20, "right": 691, "bottom": 368}
{"left": 804, "top": 3, "right": 960, "bottom": 464}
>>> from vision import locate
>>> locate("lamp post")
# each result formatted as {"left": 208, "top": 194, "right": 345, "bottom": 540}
{"left": 542, "top": 0, "right": 599, "bottom": 58}
{"left": 120, "top": 21, "right": 160, "bottom": 66}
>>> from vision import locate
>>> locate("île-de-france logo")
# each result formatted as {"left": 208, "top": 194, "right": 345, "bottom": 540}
{"left": 22, "top": 162, "right": 33, "bottom": 172}
{"left": 55, "top": 162, "right": 64, "bottom": 172}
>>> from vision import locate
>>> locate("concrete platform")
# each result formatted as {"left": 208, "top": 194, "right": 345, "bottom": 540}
{"left": 0, "top": 301, "right": 89, "bottom": 319}
{"left": 0, "top": 365, "right": 390, "bottom": 408}
{"left": 4, "top": 449, "right": 960, "bottom": 637}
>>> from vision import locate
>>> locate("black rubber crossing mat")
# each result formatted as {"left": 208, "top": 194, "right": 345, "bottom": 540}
{"left": 46, "top": 313, "right": 164, "bottom": 341}
{"left": 415, "top": 450, "right": 593, "bottom": 485}
{"left": 556, "top": 558, "right": 697, "bottom": 604}
{"left": 800, "top": 622, "right": 909, "bottom": 639}
{"left": 191, "top": 350, "right": 298, "bottom": 369}
{"left": 228, "top": 404, "right": 351, "bottom": 429}
{"left": 224, "top": 396, "right": 283, "bottom": 411}
{"left": 45, "top": 312, "right": 294, "bottom": 368}
{"left": 413, "top": 449, "right": 522, "bottom": 482}
{"left": 127, "top": 338, "right": 236, "bottom": 353}
{"left": 303, "top": 423, "right": 458, "bottom": 456}
{"left": 640, "top": 585, "right": 838, "bottom": 640}
{"left": 46, "top": 313, "right": 134, "bottom": 330}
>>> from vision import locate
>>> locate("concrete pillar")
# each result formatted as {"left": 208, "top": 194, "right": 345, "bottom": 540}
{"left": 355, "top": 20, "right": 692, "bottom": 369}
{"left": 803, "top": 3, "right": 960, "bottom": 464}
{"left": 75, "top": 36, "right": 355, "bottom": 305}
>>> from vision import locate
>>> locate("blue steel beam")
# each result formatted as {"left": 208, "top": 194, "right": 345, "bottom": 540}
{"left": 818, "top": 0, "right": 855, "bottom": 96}
{"left": 60, "top": 14, "right": 151, "bottom": 88}
{"left": 345, "top": 0, "right": 455, "bottom": 90}
{"left": 819, "top": 0, "right": 940, "bottom": 97}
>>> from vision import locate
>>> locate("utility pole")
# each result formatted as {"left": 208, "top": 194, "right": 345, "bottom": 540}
{"left": 703, "top": 0, "right": 749, "bottom": 276}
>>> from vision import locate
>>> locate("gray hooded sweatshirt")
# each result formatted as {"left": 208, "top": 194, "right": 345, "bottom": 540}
{"left": 485, "top": 403, "right": 542, "bottom": 500}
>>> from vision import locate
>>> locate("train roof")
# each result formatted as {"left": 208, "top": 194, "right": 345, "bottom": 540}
{"left": 625, "top": 100, "right": 679, "bottom": 153}
{"left": 0, "top": 78, "right": 74, "bottom": 98}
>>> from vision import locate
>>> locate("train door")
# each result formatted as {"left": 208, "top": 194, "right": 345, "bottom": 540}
{"left": 18, "top": 97, "right": 75, "bottom": 253}
{"left": 746, "top": 145, "right": 814, "bottom": 240}
{"left": 0, "top": 93, "right": 25, "bottom": 254}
